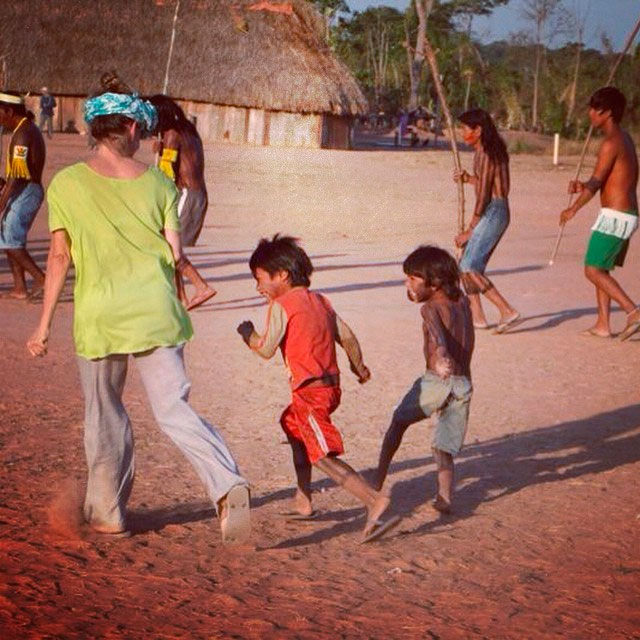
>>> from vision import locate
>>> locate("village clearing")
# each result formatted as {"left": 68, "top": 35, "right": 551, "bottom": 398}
{"left": 1, "top": 133, "right": 639, "bottom": 639}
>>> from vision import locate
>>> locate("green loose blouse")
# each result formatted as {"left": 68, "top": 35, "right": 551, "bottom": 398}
{"left": 47, "top": 163, "right": 193, "bottom": 359}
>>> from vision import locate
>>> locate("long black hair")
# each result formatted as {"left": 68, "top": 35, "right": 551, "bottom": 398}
{"left": 148, "top": 94, "right": 198, "bottom": 138}
{"left": 459, "top": 108, "right": 508, "bottom": 165}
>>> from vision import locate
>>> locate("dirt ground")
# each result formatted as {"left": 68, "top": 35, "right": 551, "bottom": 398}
{"left": 1, "top": 132, "right": 639, "bottom": 639}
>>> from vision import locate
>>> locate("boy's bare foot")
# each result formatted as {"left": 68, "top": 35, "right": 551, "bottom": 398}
{"left": 579, "top": 327, "right": 611, "bottom": 338}
{"left": 431, "top": 494, "right": 452, "bottom": 514}
{"left": 186, "top": 287, "right": 217, "bottom": 311}
{"left": 619, "top": 308, "right": 640, "bottom": 342}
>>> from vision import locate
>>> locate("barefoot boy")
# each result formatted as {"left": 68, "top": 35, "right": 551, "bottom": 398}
{"left": 375, "top": 245, "right": 474, "bottom": 514}
{"left": 237, "top": 234, "right": 398, "bottom": 542}
{"left": 559, "top": 87, "right": 639, "bottom": 340}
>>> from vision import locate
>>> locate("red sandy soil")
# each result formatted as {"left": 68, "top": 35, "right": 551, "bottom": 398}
{"left": 1, "top": 133, "right": 639, "bottom": 639}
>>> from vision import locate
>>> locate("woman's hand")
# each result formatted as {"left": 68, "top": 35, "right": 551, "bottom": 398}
{"left": 27, "top": 327, "right": 49, "bottom": 357}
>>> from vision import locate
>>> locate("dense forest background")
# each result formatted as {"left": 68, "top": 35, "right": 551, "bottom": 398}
{"left": 312, "top": 0, "right": 640, "bottom": 138}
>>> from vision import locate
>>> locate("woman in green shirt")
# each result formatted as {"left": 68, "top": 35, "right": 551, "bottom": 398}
{"left": 27, "top": 88, "right": 250, "bottom": 544}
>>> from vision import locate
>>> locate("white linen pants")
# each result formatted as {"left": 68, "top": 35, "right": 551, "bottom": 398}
{"left": 77, "top": 345, "right": 245, "bottom": 530}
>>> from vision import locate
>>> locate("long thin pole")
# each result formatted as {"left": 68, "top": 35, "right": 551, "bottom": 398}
{"left": 422, "top": 37, "right": 465, "bottom": 233}
{"left": 162, "top": 0, "right": 181, "bottom": 94}
{"left": 549, "top": 13, "right": 640, "bottom": 266}
{"left": 156, "top": 0, "right": 181, "bottom": 167}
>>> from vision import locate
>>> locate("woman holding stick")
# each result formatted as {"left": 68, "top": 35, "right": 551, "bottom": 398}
{"left": 453, "top": 109, "right": 520, "bottom": 333}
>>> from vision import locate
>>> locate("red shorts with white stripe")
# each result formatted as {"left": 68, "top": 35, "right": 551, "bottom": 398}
{"left": 280, "top": 385, "right": 344, "bottom": 464}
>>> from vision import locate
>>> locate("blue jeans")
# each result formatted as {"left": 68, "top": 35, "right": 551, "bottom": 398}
{"left": 0, "top": 183, "right": 44, "bottom": 249}
{"left": 459, "top": 198, "right": 509, "bottom": 274}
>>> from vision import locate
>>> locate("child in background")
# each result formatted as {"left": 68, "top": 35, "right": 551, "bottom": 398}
{"left": 375, "top": 245, "right": 475, "bottom": 515}
{"left": 238, "top": 234, "right": 399, "bottom": 543}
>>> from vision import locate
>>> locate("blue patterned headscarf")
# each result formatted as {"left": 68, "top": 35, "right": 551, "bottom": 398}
{"left": 84, "top": 92, "right": 157, "bottom": 134}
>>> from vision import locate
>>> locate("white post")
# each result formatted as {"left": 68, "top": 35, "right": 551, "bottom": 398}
{"left": 553, "top": 132, "right": 560, "bottom": 166}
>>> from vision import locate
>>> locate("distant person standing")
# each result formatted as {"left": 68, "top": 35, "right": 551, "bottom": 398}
{"left": 39, "top": 87, "right": 56, "bottom": 139}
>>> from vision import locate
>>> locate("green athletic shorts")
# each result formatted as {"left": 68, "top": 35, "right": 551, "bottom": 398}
{"left": 584, "top": 231, "right": 629, "bottom": 271}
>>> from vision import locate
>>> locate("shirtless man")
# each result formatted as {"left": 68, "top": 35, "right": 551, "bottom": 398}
{"left": 559, "top": 87, "right": 640, "bottom": 340}
{"left": 149, "top": 94, "right": 215, "bottom": 310}
{"left": 0, "top": 91, "right": 46, "bottom": 300}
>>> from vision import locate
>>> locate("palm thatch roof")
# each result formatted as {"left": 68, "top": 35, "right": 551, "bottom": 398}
{"left": 0, "top": 0, "right": 367, "bottom": 116}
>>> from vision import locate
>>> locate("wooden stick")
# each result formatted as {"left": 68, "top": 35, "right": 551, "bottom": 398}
{"left": 156, "top": 0, "right": 181, "bottom": 168}
{"left": 421, "top": 37, "right": 465, "bottom": 234}
{"left": 549, "top": 13, "right": 640, "bottom": 266}
{"left": 162, "top": 0, "right": 181, "bottom": 94}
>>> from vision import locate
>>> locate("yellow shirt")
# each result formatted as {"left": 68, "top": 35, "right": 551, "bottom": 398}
{"left": 47, "top": 163, "right": 192, "bottom": 358}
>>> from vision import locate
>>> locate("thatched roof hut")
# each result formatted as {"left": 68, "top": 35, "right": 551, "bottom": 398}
{"left": 1, "top": 0, "right": 367, "bottom": 148}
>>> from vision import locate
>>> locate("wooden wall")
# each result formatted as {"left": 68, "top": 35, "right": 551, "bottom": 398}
{"left": 24, "top": 95, "right": 355, "bottom": 150}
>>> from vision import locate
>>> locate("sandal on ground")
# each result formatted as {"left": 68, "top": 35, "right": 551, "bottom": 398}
{"left": 619, "top": 311, "right": 640, "bottom": 342}
{"left": 492, "top": 312, "right": 522, "bottom": 335}
{"left": 360, "top": 515, "right": 402, "bottom": 544}
{"left": 279, "top": 510, "right": 321, "bottom": 522}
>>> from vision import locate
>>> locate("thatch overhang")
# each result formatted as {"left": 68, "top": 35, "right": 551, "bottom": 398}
{"left": 0, "top": 0, "right": 367, "bottom": 117}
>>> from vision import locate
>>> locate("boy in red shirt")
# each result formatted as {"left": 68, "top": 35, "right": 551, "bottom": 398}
{"left": 237, "top": 234, "right": 399, "bottom": 543}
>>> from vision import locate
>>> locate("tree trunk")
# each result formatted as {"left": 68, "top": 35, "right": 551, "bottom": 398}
{"left": 464, "top": 73, "right": 472, "bottom": 111}
{"left": 531, "top": 42, "right": 541, "bottom": 131}
{"left": 408, "top": 0, "right": 433, "bottom": 110}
